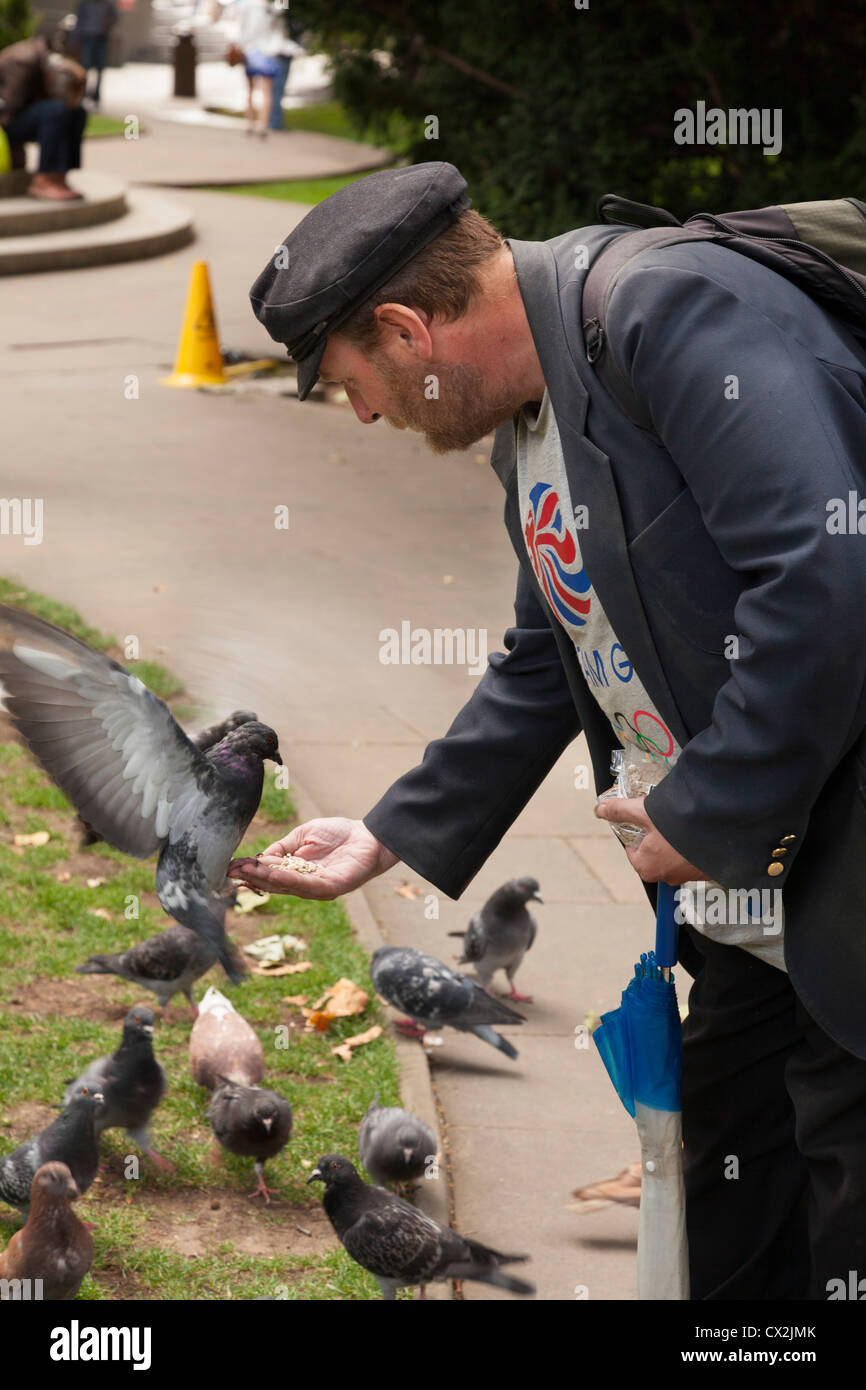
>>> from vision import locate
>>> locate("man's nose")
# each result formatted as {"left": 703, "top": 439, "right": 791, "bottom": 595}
{"left": 345, "top": 386, "right": 381, "bottom": 424}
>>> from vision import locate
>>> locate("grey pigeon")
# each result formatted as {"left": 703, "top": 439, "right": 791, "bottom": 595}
{"left": 0, "top": 605, "right": 281, "bottom": 983}
{"left": 0, "top": 1089, "right": 103, "bottom": 1215}
{"left": 358, "top": 1092, "right": 437, "bottom": 1189}
{"left": 207, "top": 1079, "right": 292, "bottom": 1203}
{"left": 448, "top": 877, "right": 542, "bottom": 1002}
{"left": 63, "top": 1005, "right": 169, "bottom": 1168}
{"left": 308, "top": 1154, "right": 535, "bottom": 1300}
{"left": 75, "top": 923, "right": 222, "bottom": 1017}
{"left": 0, "top": 1162, "right": 94, "bottom": 1300}
{"left": 370, "top": 946, "right": 524, "bottom": 1061}
{"left": 78, "top": 709, "right": 259, "bottom": 847}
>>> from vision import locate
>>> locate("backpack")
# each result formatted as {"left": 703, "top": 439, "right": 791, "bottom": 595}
{"left": 582, "top": 194, "right": 866, "bottom": 431}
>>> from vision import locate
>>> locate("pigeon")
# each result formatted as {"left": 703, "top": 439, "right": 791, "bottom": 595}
{"left": 358, "top": 1092, "right": 437, "bottom": 1190}
{"left": 75, "top": 924, "right": 223, "bottom": 1017}
{"left": 308, "top": 1154, "right": 535, "bottom": 1300}
{"left": 63, "top": 1005, "right": 169, "bottom": 1168}
{"left": 206, "top": 1080, "right": 292, "bottom": 1203}
{"left": 448, "top": 877, "right": 542, "bottom": 1003}
{"left": 370, "top": 946, "right": 524, "bottom": 1061}
{"left": 79, "top": 708, "right": 260, "bottom": 846}
{"left": 189, "top": 986, "right": 265, "bottom": 1090}
{"left": 0, "top": 1088, "right": 103, "bottom": 1215}
{"left": 0, "top": 1162, "right": 94, "bottom": 1300}
{"left": 0, "top": 605, "right": 281, "bottom": 983}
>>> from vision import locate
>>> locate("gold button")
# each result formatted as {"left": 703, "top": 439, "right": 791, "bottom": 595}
{"left": 767, "top": 862, "right": 784, "bottom": 876}
{"left": 771, "top": 847, "right": 787, "bottom": 857}
{"left": 780, "top": 834, "right": 796, "bottom": 843}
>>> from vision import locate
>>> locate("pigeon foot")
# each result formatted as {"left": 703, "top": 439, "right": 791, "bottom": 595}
{"left": 393, "top": 1019, "right": 426, "bottom": 1040}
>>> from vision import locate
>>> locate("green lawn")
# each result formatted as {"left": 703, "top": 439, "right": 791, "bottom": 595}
{"left": 212, "top": 172, "right": 374, "bottom": 204}
{"left": 0, "top": 590, "right": 406, "bottom": 1300}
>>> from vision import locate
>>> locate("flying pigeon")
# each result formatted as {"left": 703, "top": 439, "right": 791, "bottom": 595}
{"left": 370, "top": 946, "right": 524, "bottom": 1060}
{"left": 0, "top": 1162, "right": 94, "bottom": 1300}
{"left": 75, "top": 924, "right": 223, "bottom": 1017}
{"left": 448, "top": 877, "right": 542, "bottom": 1003}
{"left": 63, "top": 1005, "right": 169, "bottom": 1168}
{"left": 0, "top": 1088, "right": 103, "bottom": 1215}
{"left": 0, "top": 605, "right": 281, "bottom": 982}
{"left": 358, "top": 1092, "right": 437, "bottom": 1190}
{"left": 79, "top": 708, "right": 260, "bottom": 846}
{"left": 207, "top": 1080, "right": 292, "bottom": 1203}
{"left": 308, "top": 1154, "right": 535, "bottom": 1300}
{"left": 189, "top": 986, "right": 265, "bottom": 1090}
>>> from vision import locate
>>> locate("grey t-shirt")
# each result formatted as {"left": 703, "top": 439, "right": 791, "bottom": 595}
{"left": 515, "top": 392, "right": 786, "bottom": 970}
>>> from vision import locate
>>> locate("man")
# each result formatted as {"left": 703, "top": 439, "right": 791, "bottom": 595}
{"left": 239, "top": 162, "right": 866, "bottom": 1299}
{"left": 0, "top": 33, "right": 86, "bottom": 201}
{"left": 72, "top": 0, "right": 117, "bottom": 108}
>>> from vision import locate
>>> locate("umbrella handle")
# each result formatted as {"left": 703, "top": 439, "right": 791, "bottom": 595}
{"left": 655, "top": 881, "right": 679, "bottom": 969}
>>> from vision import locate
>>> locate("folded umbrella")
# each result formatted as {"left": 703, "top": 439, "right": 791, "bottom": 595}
{"left": 593, "top": 881, "right": 688, "bottom": 1300}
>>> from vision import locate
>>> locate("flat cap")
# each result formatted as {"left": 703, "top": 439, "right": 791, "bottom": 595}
{"left": 249, "top": 161, "right": 470, "bottom": 399}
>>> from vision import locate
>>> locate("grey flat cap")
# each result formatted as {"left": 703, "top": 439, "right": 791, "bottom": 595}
{"left": 249, "top": 161, "right": 471, "bottom": 399}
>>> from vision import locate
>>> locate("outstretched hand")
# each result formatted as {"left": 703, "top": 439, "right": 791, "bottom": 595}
{"left": 228, "top": 817, "right": 399, "bottom": 901}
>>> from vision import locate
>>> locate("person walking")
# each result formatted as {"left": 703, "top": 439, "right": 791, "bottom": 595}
{"left": 72, "top": 0, "right": 117, "bottom": 108}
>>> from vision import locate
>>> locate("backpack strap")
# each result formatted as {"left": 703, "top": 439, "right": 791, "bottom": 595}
{"left": 582, "top": 225, "right": 718, "bottom": 430}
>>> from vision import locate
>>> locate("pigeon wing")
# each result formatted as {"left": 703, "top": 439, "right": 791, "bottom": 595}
{"left": 343, "top": 1197, "right": 445, "bottom": 1284}
{"left": 462, "top": 913, "right": 486, "bottom": 962}
{"left": 0, "top": 606, "right": 215, "bottom": 857}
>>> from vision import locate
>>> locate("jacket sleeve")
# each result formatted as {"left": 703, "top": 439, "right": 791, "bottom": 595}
{"left": 363, "top": 560, "right": 582, "bottom": 897}
{"left": 604, "top": 249, "right": 866, "bottom": 888}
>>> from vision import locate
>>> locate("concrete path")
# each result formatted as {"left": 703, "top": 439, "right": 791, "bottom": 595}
{"left": 1, "top": 185, "right": 651, "bottom": 1301}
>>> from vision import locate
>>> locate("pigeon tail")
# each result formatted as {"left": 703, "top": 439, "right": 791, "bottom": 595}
{"left": 74, "top": 956, "right": 118, "bottom": 976}
{"left": 470, "top": 1025, "right": 519, "bottom": 1060}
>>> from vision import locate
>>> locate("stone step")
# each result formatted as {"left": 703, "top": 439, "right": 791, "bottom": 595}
{"left": 0, "top": 184, "right": 194, "bottom": 274}
{"left": 0, "top": 171, "right": 128, "bottom": 237}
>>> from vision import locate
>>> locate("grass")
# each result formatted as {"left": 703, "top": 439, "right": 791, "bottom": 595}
{"left": 85, "top": 115, "right": 133, "bottom": 139}
{"left": 211, "top": 172, "right": 374, "bottom": 205}
{"left": 0, "top": 589, "right": 407, "bottom": 1301}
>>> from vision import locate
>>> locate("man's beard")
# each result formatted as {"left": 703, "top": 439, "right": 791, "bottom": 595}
{"left": 371, "top": 352, "right": 525, "bottom": 455}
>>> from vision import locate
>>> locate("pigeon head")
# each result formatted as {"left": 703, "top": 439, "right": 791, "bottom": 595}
{"left": 307, "top": 1154, "right": 359, "bottom": 1188}
{"left": 62, "top": 1085, "right": 105, "bottom": 1117}
{"left": 32, "top": 1161, "right": 79, "bottom": 1202}
{"left": 252, "top": 1096, "right": 282, "bottom": 1132}
{"left": 123, "top": 1004, "right": 156, "bottom": 1041}
{"left": 218, "top": 721, "right": 283, "bottom": 765}
{"left": 503, "top": 877, "right": 543, "bottom": 907}
{"left": 396, "top": 1127, "right": 422, "bottom": 1166}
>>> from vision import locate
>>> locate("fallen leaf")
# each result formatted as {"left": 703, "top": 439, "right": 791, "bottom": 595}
{"left": 14, "top": 831, "right": 50, "bottom": 847}
{"left": 300, "top": 1159, "right": 312, "bottom": 1169}
{"left": 302, "top": 1009, "right": 335, "bottom": 1033}
{"left": 86, "top": 876, "right": 106, "bottom": 889}
{"left": 332, "top": 1024, "right": 383, "bottom": 1062}
{"left": 281, "top": 994, "right": 308, "bottom": 1006}
{"left": 393, "top": 881, "right": 421, "bottom": 900}
{"left": 312, "top": 977, "right": 368, "bottom": 1018}
{"left": 88, "top": 908, "right": 113, "bottom": 921}
{"left": 251, "top": 960, "right": 313, "bottom": 977}
{"left": 55, "top": 871, "right": 72, "bottom": 883}
{"left": 233, "top": 888, "right": 271, "bottom": 914}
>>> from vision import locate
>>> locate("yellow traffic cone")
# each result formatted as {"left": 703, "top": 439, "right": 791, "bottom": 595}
{"left": 161, "top": 261, "right": 227, "bottom": 388}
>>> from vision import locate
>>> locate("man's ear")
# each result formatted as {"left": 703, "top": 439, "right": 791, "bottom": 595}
{"left": 373, "top": 303, "right": 433, "bottom": 359}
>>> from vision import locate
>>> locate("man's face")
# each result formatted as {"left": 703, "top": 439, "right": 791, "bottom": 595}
{"left": 317, "top": 329, "right": 523, "bottom": 455}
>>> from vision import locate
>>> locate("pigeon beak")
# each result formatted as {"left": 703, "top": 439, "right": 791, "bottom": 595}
{"left": 272, "top": 751, "right": 283, "bottom": 765}
{"left": 68, "top": 1181, "right": 79, "bottom": 1199}
{"left": 531, "top": 892, "right": 543, "bottom": 903}
{"left": 263, "top": 1117, "right": 273, "bottom": 1132}
{"left": 306, "top": 1169, "right": 322, "bottom": 1185}
{"left": 402, "top": 1147, "right": 414, "bottom": 1165}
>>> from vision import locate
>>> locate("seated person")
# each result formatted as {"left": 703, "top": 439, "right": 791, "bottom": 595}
{"left": 0, "top": 33, "right": 87, "bottom": 201}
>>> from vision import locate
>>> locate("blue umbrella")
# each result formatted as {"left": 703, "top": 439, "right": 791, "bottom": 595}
{"left": 593, "top": 881, "right": 689, "bottom": 1299}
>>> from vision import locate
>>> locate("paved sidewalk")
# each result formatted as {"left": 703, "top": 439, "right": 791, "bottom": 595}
{"left": 2, "top": 185, "right": 651, "bottom": 1301}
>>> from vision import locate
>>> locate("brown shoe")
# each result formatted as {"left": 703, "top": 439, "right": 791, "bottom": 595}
{"left": 565, "top": 1161, "right": 642, "bottom": 1214}
{"left": 27, "top": 173, "right": 83, "bottom": 202}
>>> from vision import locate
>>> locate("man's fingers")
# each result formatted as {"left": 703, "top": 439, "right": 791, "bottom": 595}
{"left": 594, "top": 796, "right": 650, "bottom": 824}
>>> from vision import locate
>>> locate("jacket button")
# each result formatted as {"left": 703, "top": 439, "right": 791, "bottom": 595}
{"left": 767, "top": 862, "right": 784, "bottom": 876}
{"left": 780, "top": 834, "right": 796, "bottom": 843}
{"left": 771, "top": 847, "right": 787, "bottom": 857}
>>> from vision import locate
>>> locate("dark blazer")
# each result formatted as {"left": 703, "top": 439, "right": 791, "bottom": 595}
{"left": 364, "top": 224, "right": 866, "bottom": 1057}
